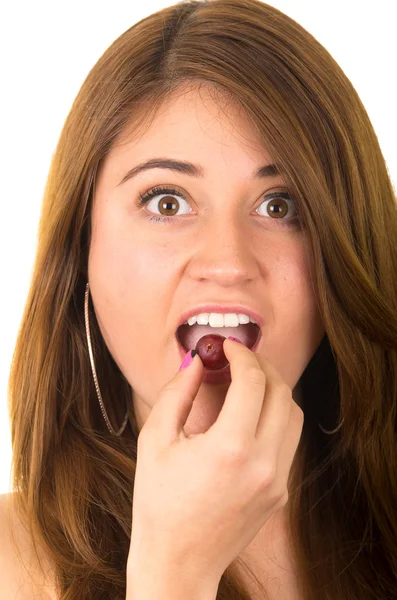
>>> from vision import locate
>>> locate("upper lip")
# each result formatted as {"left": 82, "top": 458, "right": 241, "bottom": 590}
{"left": 176, "top": 304, "right": 264, "bottom": 331}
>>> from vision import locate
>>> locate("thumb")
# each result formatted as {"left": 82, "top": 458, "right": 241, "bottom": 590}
{"left": 146, "top": 349, "right": 204, "bottom": 446}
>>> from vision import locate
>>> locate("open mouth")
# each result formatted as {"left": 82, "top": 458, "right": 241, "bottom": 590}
{"left": 176, "top": 322, "right": 261, "bottom": 353}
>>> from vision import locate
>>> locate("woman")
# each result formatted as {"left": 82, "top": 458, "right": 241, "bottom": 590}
{"left": 4, "top": 0, "right": 397, "bottom": 598}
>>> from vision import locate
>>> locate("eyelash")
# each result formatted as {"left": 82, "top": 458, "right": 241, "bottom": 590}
{"left": 137, "top": 185, "right": 300, "bottom": 228}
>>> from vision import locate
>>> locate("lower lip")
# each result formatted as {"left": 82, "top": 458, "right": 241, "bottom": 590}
{"left": 176, "top": 330, "right": 262, "bottom": 385}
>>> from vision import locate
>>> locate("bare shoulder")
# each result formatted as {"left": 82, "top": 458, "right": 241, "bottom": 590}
{"left": 0, "top": 492, "right": 28, "bottom": 598}
{"left": 0, "top": 492, "right": 59, "bottom": 599}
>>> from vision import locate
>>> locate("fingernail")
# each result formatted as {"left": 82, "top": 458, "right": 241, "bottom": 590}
{"left": 227, "top": 336, "right": 243, "bottom": 344}
{"left": 179, "top": 349, "right": 197, "bottom": 371}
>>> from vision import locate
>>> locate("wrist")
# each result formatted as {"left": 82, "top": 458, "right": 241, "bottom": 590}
{"left": 126, "top": 555, "right": 220, "bottom": 600}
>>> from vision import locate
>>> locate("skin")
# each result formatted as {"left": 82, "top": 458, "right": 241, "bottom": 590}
{"left": 87, "top": 82, "right": 325, "bottom": 596}
{"left": 88, "top": 82, "right": 325, "bottom": 438}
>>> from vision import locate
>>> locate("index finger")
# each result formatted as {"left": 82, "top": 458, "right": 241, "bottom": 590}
{"left": 207, "top": 337, "right": 288, "bottom": 443}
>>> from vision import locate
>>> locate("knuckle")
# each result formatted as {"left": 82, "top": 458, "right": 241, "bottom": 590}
{"left": 220, "top": 440, "right": 249, "bottom": 464}
{"left": 255, "top": 462, "right": 277, "bottom": 487}
{"left": 137, "top": 427, "right": 151, "bottom": 448}
{"left": 161, "top": 382, "right": 178, "bottom": 396}
{"left": 137, "top": 422, "right": 157, "bottom": 449}
{"left": 246, "top": 367, "right": 266, "bottom": 387}
{"left": 291, "top": 401, "right": 305, "bottom": 424}
{"left": 268, "top": 485, "right": 288, "bottom": 507}
{"left": 277, "top": 490, "right": 289, "bottom": 507}
{"left": 279, "top": 383, "right": 293, "bottom": 401}
{"left": 297, "top": 404, "right": 305, "bottom": 421}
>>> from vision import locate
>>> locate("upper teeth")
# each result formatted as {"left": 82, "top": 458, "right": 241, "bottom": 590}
{"left": 183, "top": 313, "right": 257, "bottom": 327}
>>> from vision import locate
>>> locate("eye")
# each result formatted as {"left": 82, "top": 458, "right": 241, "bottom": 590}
{"left": 137, "top": 185, "right": 300, "bottom": 228}
{"left": 256, "top": 191, "right": 298, "bottom": 222}
{"left": 138, "top": 186, "right": 191, "bottom": 218}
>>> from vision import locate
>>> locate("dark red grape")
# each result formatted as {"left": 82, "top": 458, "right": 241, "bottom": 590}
{"left": 195, "top": 334, "right": 229, "bottom": 370}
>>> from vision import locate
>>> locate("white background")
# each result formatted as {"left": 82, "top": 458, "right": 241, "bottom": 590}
{"left": 1, "top": 1, "right": 396, "bottom": 494}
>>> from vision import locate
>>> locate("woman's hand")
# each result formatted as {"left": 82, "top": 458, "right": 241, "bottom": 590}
{"left": 127, "top": 337, "right": 304, "bottom": 585}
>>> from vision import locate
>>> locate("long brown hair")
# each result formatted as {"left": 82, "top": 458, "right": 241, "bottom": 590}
{"left": 7, "top": 0, "right": 397, "bottom": 598}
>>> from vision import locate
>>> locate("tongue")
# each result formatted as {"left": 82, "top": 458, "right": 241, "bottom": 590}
{"left": 177, "top": 323, "right": 259, "bottom": 351}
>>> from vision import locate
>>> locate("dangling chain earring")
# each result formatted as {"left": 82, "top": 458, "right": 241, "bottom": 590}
{"left": 84, "top": 282, "right": 129, "bottom": 436}
{"left": 317, "top": 418, "right": 344, "bottom": 435}
{"left": 84, "top": 281, "right": 342, "bottom": 439}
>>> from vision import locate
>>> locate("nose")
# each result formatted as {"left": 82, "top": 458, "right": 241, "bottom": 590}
{"left": 187, "top": 213, "right": 261, "bottom": 286}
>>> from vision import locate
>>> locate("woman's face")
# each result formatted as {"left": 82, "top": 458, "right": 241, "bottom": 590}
{"left": 89, "top": 84, "right": 325, "bottom": 435}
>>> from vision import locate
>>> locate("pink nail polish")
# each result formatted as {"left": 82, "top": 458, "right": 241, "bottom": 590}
{"left": 179, "top": 349, "right": 197, "bottom": 371}
{"left": 227, "top": 336, "right": 243, "bottom": 344}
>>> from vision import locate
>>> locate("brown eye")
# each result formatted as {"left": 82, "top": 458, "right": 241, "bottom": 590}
{"left": 257, "top": 192, "right": 297, "bottom": 221}
{"left": 138, "top": 186, "right": 190, "bottom": 217}
{"left": 158, "top": 196, "right": 180, "bottom": 216}
{"left": 138, "top": 186, "right": 300, "bottom": 228}
{"left": 267, "top": 198, "right": 287, "bottom": 218}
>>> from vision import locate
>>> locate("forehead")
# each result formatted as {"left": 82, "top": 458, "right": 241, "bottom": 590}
{"left": 109, "top": 83, "right": 274, "bottom": 170}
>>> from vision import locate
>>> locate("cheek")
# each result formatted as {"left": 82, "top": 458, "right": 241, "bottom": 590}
{"left": 265, "top": 247, "right": 324, "bottom": 388}
{"left": 90, "top": 208, "right": 176, "bottom": 296}
{"left": 87, "top": 220, "right": 182, "bottom": 396}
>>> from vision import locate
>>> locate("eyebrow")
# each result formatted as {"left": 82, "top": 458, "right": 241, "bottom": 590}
{"left": 117, "top": 158, "right": 281, "bottom": 186}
